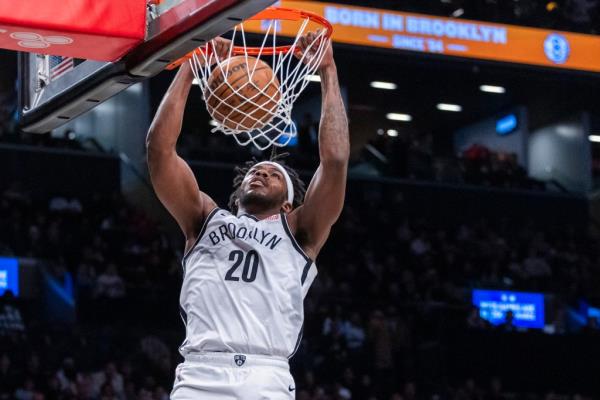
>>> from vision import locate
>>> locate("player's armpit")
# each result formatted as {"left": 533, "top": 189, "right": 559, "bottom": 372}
{"left": 147, "top": 148, "right": 216, "bottom": 241}
{"left": 289, "top": 161, "right": 347, "bottom": 259}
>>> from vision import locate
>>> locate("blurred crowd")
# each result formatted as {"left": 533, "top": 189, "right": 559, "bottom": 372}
{"left": 0, "top": 111, "right": 565, "bottom": 193}
{"left": 367, "top": 133, "right": 546, "bottom": 191}
{"left": 0, "top": 323, "right": 176, "bottom": 400}
{"left": 1, "top": 176, "right": 599, "bottom": 399}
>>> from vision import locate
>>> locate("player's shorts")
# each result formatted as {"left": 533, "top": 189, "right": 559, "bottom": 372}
{"left": 170, "top": 352, "right": 297, "bottom": 399}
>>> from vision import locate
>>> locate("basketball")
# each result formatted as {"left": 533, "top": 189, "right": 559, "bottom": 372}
{"left": 204, "top": 56, "right": 281, "bottom": 131}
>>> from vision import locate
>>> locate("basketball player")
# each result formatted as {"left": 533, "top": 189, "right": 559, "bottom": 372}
{"left": 146, "top": 32, "right": 349, "bottom": 399}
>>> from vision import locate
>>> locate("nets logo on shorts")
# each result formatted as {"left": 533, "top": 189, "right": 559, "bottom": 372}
{"left": 544, "top": 34, "right": 570, "bottom": 64}
{"left": 234, "top": 354, "right": 246, "bottom": 367}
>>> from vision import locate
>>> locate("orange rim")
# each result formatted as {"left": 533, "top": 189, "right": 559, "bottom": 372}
{"left": 240, "top": 7, "right": 333, "bottom": 55}
{"left": 165, "top": 6, "right": 333, "bottom": 70}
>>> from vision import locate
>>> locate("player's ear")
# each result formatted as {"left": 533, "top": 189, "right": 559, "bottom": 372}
{"left": 281, "top": 201, "right": 293, "bottom": 214}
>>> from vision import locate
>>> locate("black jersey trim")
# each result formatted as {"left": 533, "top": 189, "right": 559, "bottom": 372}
{"left": 288, "top": 324, "right": 304, "bottom": 359}
{"left": 179, "top": 305, "right": 188, "bottom": 326}
{"left": 280, "top": 212, "right": 312, "bottom": 263}
{"left": 182, "top": 207, "right": 220, "bottom": 265}
{"left": 300, "top": 260, "right": 312, "bottom": 285}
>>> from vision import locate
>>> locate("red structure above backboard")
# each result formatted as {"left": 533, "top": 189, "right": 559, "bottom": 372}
{"left": 0, "top": 0, "right": 146, "bottom": 61}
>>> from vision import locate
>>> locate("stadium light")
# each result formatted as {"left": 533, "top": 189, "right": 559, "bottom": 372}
{"left": 437, "top": 103, "right": 462, "bottom": 112}
{"left": 370, "top": 81, "right": 397, "bottom": 90}
{"left": 305, "top": 74, "right": 321, "bottom": 83}
{"left": 386, "top": 113, "right": 412, "bottom": 121}
{"left": 209, "top": 120, "right": 219, "bottom": 127}
{"left": 546, "top": 1, "right": 558, "bottom": 11}
{"left": 192, "top": 78, "right": 200, "bottom": 86}
{"left": 452, "top": 8, "right": 464, "bottom": 17}
{"left": 589, "top": 135, "right": 600, "bottom": 143}
{"left": 387, "top": 129, "right": 399, "bottom": 137}
{"left": 480, "top": 85, "right": 506, "bottom": 94}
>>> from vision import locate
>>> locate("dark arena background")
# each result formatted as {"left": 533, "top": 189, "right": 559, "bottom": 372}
{"left": 2, "top": 0, "right": 600, "bottom": 399}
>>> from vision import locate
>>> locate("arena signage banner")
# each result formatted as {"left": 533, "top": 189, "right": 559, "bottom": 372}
{"left": 472, "top": 289, "right": 545, "bottom": 329}
{"left": 0, "top": 257, "right": 19, "bottom": 297}
{"left": 247, "top": 1, "right": 600, "bottom": 73}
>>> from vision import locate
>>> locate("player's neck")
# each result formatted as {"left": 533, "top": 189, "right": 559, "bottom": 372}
{"left": 237, "top": 205, "right": 282, "bottom": 220}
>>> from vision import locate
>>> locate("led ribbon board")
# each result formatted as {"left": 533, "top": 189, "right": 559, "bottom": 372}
{"left": 245, "top": 1, "right": 600, "bottom": 73}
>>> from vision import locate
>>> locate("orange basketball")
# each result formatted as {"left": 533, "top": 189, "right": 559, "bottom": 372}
{"left": 204, "top": 56, "right": 281, "bottom": 131}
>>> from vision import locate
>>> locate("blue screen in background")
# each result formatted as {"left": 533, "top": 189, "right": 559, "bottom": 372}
{"left": 579, "top": 300, "right": 600, "bottom": 320}
{"left": 496, "top": 114, "right": 518, "bottom": 135}
{"left": 276, "top": 133, "right": 299, "bottom": 147}
{"left": 275, "top": 121, "right": 299, "bottom": 147}
{"left": 0, "top": 257, "right": 19, "bottom": 297}
{"left": 588, "top": 307, "right": 600, "bottom": 319}
{"left": 472, "top": 289, "right": 544, "bottom": 329}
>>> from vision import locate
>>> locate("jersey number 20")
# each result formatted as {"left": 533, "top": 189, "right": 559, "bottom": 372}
{"left": 225, "top": 250, "right": 259, "bottom": 282}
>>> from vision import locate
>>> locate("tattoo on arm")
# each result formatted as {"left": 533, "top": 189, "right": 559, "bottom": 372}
{"left": 318, "top": 64, "right": 350, "bottom": 163}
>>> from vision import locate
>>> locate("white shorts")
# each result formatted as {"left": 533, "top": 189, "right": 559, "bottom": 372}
{"left": 170, "top": 352, "right": 296, "bottom": 400}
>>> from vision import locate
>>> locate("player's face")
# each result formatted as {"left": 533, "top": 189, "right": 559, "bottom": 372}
{"left": 239, "top": 165, "right": 288, "bottom": 210}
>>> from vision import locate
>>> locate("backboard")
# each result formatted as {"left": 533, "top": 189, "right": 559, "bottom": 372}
{"left": 18, "top": 0, "right": 276, "bottom": 133}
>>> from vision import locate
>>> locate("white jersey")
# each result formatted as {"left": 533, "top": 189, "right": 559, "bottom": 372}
{"left": 179, "top": 208, "right": 317, "bottom": 359}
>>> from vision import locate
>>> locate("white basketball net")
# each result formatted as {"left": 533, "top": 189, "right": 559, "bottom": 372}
{"left": 189, "top": 18, "right": 329, "bottom": 150}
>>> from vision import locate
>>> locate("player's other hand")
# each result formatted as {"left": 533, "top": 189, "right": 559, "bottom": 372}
{"left": 168, "top": 36, "right": 232, "bottom": 73}
{"left": 296, "top": 30, "right": 334, "bottom": 71}
{"left": 211, "top": 37, "right": 234, "bottom": 64}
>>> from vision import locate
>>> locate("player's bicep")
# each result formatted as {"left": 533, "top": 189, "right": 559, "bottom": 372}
{"left": 147, "top": 150, "right": 216, "bottom": 238}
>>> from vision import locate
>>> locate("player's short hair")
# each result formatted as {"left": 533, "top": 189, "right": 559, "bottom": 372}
{"left": 228, "top": 153, "right": 306, "bottom": 214}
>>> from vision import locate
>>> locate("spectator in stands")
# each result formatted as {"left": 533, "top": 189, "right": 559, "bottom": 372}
{"left": 456, "top": 378, "right": 484, "bottom": 400}
{"left": 55, "top": 357, "right": 78, "bottom": 395}
{"left": 94, "top": 263, "right": 126, "bottom": 299}
{"left": 581, "top": 316, "right": 600, "bottom": 335}
{"left": 0, "top": 354, "right": 17, "bottom": 399}
{"left": 92, "top": 362, "right": 124, "bottom": 399}
{"left": 76, "top": 262, "right": 97, "bottom": 297}
{"left": 14, "top": 378, "right": 36, "bottom": 400}
{"left": 498, "top": 311, "right": 517, "bottom": 332}
{"left": 523, "top": 249, "right": 553, "bottom": 282}
{"left": 0, "top": 291, "right": 25, "bottom": 336}
{"left": 340, "top": 312, "right": 366, "bottom": 353}
{"left": 466, "top": 306, "right": 492, "bottom": 330}
{"left": 49, "top": 196, "right": 83, "bottom": 213}
{"left": 367, "top": 310, "right": 395, "bottom": 398}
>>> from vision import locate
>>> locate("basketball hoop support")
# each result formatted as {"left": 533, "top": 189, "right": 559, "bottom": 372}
{"left": 18, "top": 0, "right": 276, "bottom": 133}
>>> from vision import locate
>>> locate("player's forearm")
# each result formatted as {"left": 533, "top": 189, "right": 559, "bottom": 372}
{"left": 318, "top": 63, "right": 350, "bottom": 165}
{"left": 146, "top": 64, "right": 195, "bottom": 154}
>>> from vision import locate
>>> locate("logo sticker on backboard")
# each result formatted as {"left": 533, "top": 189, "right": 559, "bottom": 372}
{"left": 9, "top": 32, "right": 73, "bottom": 49}
{"left": 544, "top": 33, "right": 570, "bottom": 64}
